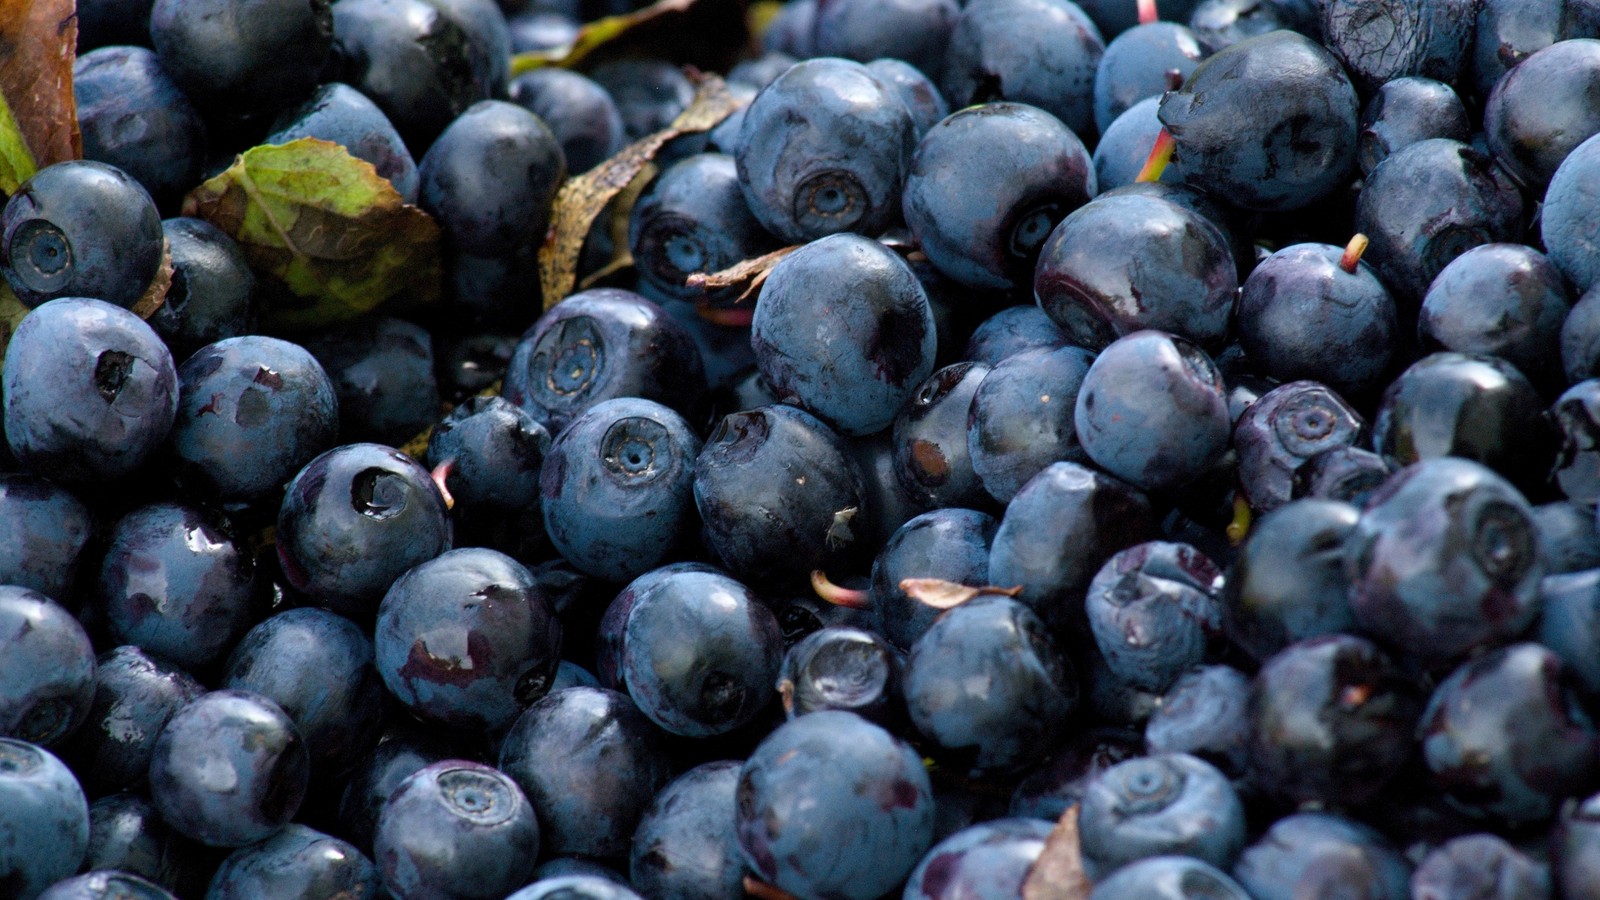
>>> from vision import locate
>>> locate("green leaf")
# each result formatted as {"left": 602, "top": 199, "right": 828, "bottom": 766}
{"left": 510, "top": 0, "right": 696, "bottom": 73}
{"left": 0, "top": 92, "right": 36, "bottom": 196}
{"left": 181, "top": 138, "right": 442, "bottom": 332}
{"left": 0, "top": 280, "right": 31, "bottom": 370}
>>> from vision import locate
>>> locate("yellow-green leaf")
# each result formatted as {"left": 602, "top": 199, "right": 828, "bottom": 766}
{"left": 0, "top": 281, "right": 31, "bottom": 370}
{"left": 181, "top": 138, "right": 442, "bottom": 332}
{"left": 0, "top": 94, "right": 36, "bottom": 196}
{"left": 511, "top": 0, "right": 697, "bottom": 73}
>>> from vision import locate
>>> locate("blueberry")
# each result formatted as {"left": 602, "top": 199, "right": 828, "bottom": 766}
{"left": 0, "top": 474, "right": 93, "bottom": 602}
{"left": 1553, "top": 381, "right": 1600, "bottom": 505}
{"left": 903, "top": 594, "right": 1078, "bottom": 773}
{"left": 146, "top": 218, "right": 258, "bottom": 362}
{"left": 96, "top": 502, "right": 261, "bottom": 673}
{"left": 1535, "top": 570, "right": 1600, "bottom": 696}
{"left": 1144, "top": 665, "right": 1252, "bottom": 778}
{"left": 149, "top": 0, "right": 332, "bottom": 114}
{"left": 335, "top": 727, "right": 458, "bottom": 855}
{"left": 505, "top": 877, "right": 643, "bottom": 900}
{"left": 1094, "top": 22, "right": 1207, "bottom": 134}
{"left": 892, "top": 362, "right": 993, "bottom": 511}
{"left": 1358, "top": 76, "right": 1470, "bottom": 177}
{"left": 1233, "top": 381, "right": 1366, "bottom": 514}
{"left": 1035, "top": 195, "right": 1236, "bottom": 352}
{"left": 373, "top": 760, "right": 538, "bottom": 899}
{"left": 426, "top": 394, "right": 549, "bottom": 514}
{"left": 904, "top": 102, "right": 1094, "bottom": 291}
{"left": 508, "top": 68, "right": 625, "bottom": 174}
{"left": 1533, "top": 500, "right": 1600, "bottom": 574}
{"left": 84, "top": 793, "right": 207, "bottom": 895}
{"left": 628, "top": 153, "right": 779, "bottom": 302}
{"left": 375, "top": 547, "right": 561, "bottom": 737}
{"left": 1291, "top": 446, "right": 1393, "bottom": 506}
{"left": 498, "top": 687, "right": 673, "bottom": 860}
{"left": 966, "top": 346, "right": 1094, "bottom": 503}
{"left": 1092, "top": 97, "right": 1178, "bottom": 191}
{"left": 940, "top": 0, "right": 1105, "bottom": 137}
{"left": 628, "top": 761, "right": 744, "bottom": 900}
{"left": 736, "top": 58, "right": 916, "bottom": 243}
{"left": 73, "top": 46, "right": 206, "bottom": 210}
{"left": 590, "top": 59, "right": 694, "bottom": 141}
{"left": 902, "top": 818, "right": 1054, "bottom": 900}
{"left": 1485, "top": 39, "right": 1600, "bottom": 192}
{"left": 1247, "top": 634, "right": 1422, "bottom": 808}
{"left": 56, "top": 646, "right": 204, "bottom": 798}
{"left": 1079, "top": 753, "right": 1246, "bottom": 877}
{"left": 752, "top": 233, "right": 936, "bottom": 436}
{"left": 3, "top": 298, "right": 177, "bottom": 486}
{"left": 0, "top": 740, "right": 89, "bottom": 897}
{"left": 1231, "top": 812, "right": 1411, "bottom": 900}
{"left": 962, "top": 305, "right": 1068, "bottom": 366}
{"left": 865, "top": 58, "right": 950, "bottom": 137}
{"left": 1085, "top": 541, "right": 1224, "bottom": 694}
{"left": 420, "top": 99, "right": 565, "bottom": 261}
{"left": 736, "top": 710, "right": 935, "bottom": 900}
{"left": 1321, "top": 0, "right": 1476, "bottom": 93}
{"left": 1009, "top": 727, "right": 1143, "bottom": 822}
{"left": 38, "top": 872, "right": 175, "bottom": 900}
{"left": 276, "top": 443, "right": 452, "bottom": 618}
{"left": 1418, "top": 243, "right": 1572, "bottom": 391}
{"left": 267, "top": 81, "right": 421, "bottom": 204}
{"left": 1091, "top": 856, "right": 1252, "bottom": 900}
{"left": 148, "top": 690, "right": 309, "bottom": 848}
{"left": 1222, "top": 498, "right": 1360, "bottom": 662}
{"left": 1411, "top": 833, "right": 1550, "bottom": 900}
{"left": 814, "top": 0, "right": 958, "bottom": 76}
{"left": 205, "top": 824, "right": 378, "bottom": 899}
{"left": 777, "top": 626, "right": 901, "bottom": 724}
{"left": 1555, "top": 790, "right": 1600, "bottom": 899}
{"left": 1159, "top": 30, "right": 1358, "bottom": 211}
{"left": 303, "top": 316, "right": 443, "bottom": 448}
{"left": 1187, "top": 0, "right": 1321, "bottom": 53}
{"left": 1470, "top": 0, "right": 1600, "bottom": 99}
{"left": 870, "top": 507, "right": 997, "bottom": 651}
{"left": 1074, "top": 330, "right": 1232, "bottom": 493}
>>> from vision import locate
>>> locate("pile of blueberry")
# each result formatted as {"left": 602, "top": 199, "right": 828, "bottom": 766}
{"left": 9, "top": 0, "right": 1600, "bottom": 896}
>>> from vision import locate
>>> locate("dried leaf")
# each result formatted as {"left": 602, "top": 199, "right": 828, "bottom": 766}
{"left": 182, "top": 138, "right": 442, "bottom": 332}
{"left": 539, "top": 72, "right": 738, "bottom": 309}
{"left": 685, "top": 244, "right": 801, "bottom": 301}
{"left": 898, "top": 578, "right": 1024, "bottom": 610}
{"left": 510, "top": 0, "right": 697, "bottom": 73}
{"left": 0, "top": 0, "right": 79, "bottom": 191}
{"left": 128, "top": 239, "right": 174, "bottom": 321}
{"left": 1022, "top": 806, "right": 1092, "bottom": 900}
{"left": 0, "top": 280, "right": 29, "bottom": 369}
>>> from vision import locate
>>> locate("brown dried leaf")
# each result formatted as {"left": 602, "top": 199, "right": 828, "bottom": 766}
{"left": 539, "top": 72, "right": 738, "bottom": 310}
{"left": 685, "top": 244, "right": 801, "bottom": 301}
{"left": 1022, "top": 805, "right": 1092, "bottom": 900}
{"left": 897, "top": 579, "right": 1024, "bottom": 610}
{"left": 128, "top": 239, "right": 174, "bottom": 321}
{"left": 509, "top": 0, "right": 696, "bottom": 73}
{"left": 0, "top": 0, "right": 79, "bottom": 187}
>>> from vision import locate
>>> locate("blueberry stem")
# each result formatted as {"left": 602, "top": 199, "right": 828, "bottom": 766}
{"left": 1340, "top": 233, "right": 1370, "bottom": 273}
{"left": 1136, "top": 128, "right": 1176, "bottom": 183}
{"left": 1138, "top": 0, "right": 1159, "bottom": 25}
{"left": 430, "top": 458, "right": 456, "bottom": 511}
{"left": 810, "top": 570, "right": 871, "bottom": 609}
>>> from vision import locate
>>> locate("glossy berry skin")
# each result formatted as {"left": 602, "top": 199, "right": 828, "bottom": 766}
{"left": 1420, "top": 642, "right": 1600, "bottom": 824}
{"left": 1470, "top": 0, "right": 1600, "bottom": 98}
{"left": 777, "top": 626, "right": 900, "bottom": 724}
{"left": 870, "top": 508, "right": 996, "bottom": 651}
{"left": 1485, "top": 39, "right": 1600, "bottom": 192}
{"left": 205, "top": 824, "right": 378, "bottom": 899}
{"left": 1085, "top": 542, "right": 1224, "bottom": 694}
{"left": 508, "top": 68, "right": 625, "bottom": 175}
{"left": 96, "top": 502, "right": 259, "bottom": 673}
{"left": 1553, "top": 381, "right": 1600, "bottom": 505}
{"left": 498, "top": 687, "right": 673, "bottom": 860}
{"left": 1080, "top": 753, "right": 1246, "bottom": 877}
{"left": 1232, "top": 813, "right": 1410, "bottom": 900}
{"left": 1034, "top": 194, "right": 1236, "bottom": 352}
{"left": 1093, "top": 98, "right": 1174, "bottom": 192}
{"left": 866, "top": 59, "right": 949, "bottom": 138}
{"left": 1074, "top": 331, "right": 1232, "bottom": 493}
{"left": 1145, "top": 665, "right": 1252, "bottom": 778}
{"left": 0, "top": 474, "right": 92, "bottom": 603}
{"left": 1418, "top": 243, "right": 1572, "bottom": 390}
{"left": 503, "top": 288, "right": 706, "bottom": 435}
{"left": 56, "top": 646, "right": 204, "bottom": 798}
{"left": 1555, "top": 790, "right": 1600, "bottom": 900}
{"left": 419, "top": 100, "right": 565, "bottom": 259}
{"left": 752, "top": 233, "right": 935, "bottom": 436}
{"left": 903, "top": 102, "right": 1094, "bottom": 291}
{"left": 376, "top": 548, "right": 561, "bottom": 737}
{"left": 1093, "top": 22, "right": 1207, "bottom": 134}
{"left": 694, "top": 404, "right": 870, "bottom": 586}
{"left": 146, "top": 218, "right": 258, "bottom": 362}
{"left": 374, "top": 760, "right": 538, "bottom": 900}
{"left": 940, "top": 0, "right": 1104, "bottom": 137}
{"left": 3, "top": 298, "right": 178, "bottom": 486}
{"left": 148, "top": 0, "right": 330, "bottom": 114}
{"left": 1292, "top": 446, "right": 1393, "bottom": 506}
{"left": 541, "top": 398, "right": 701, "bottom": 582}
{"left": 736, "top": 58, "right": 915, "bottom": 243}
{"left": 902, "top": 818, "right": 1053, "bottom": 900}
{"left": 1233, "top": 381, "right": 1366, "bottom": 514}
{"left": 1223, "top": 499, "right": 1360, "bottom": 663}
{"left": 904, "top": 594, "right": 1078, "bottom": 774}
{"left": 893, "top": 362, "right": 992, "bottom": 511}
{"left": 988, "top": 461, "right": 1158, "bottom": 631}
{"left": 628, "top": 760, "right": 744, "bottom": 900}
{"left": 303, "top": 316, "right": 442, "bottom": 448}
{"left": 73, "top": 46, "right": 205, "bottom": 208}
{"left": 222, "top": 608, "right": 386, "bottom": 775}
{"left": 620, "top": 566, "right": 782, "bottom": 737}
{"left": 1411, "top": 833, "right": 1550, "bottom": 900}
{"left": 962, "top": 305, "right": 1066, "bottom": 366}
{"left": 1321, "top": 0, "right": 1476, "bottom": 93}
{"left": 813, "top": 0, "right": 956, "bottom": 75}
{"left": 1091, "top": 856, "right": 1251, "bottom": 900}
{"left": 1009, "top": 727, "right": 1142, "bottom": 821}
{"left": 0, "top": 740, "right": 89, "bottom": 899}
{"left": 40, "top": 872, "right": 175, "bottom": 900}
{"left": 1, "top": 161, "right": 164, "bottom": 310}
{"left": 1534, "top": 501, "right": 1600, "bottom": 574}
{"left": 1187, "top": 0, "right": 1320, "bottom": 53}
{"left": 426, "top": 395, "right": 549, "bottom": 513}
{"left": 1357, "top": 76, "right": 1470, "bottom": 177}
{"left": 1535, "top": 568, "right": 1600, "bottom": 694}
{"left": 590, "top": 59, "right": 693, "bottom": 140}
{"left": 736, "top": 710, "right": 935, "bottom": 900}
{"left": 1548, "top": 134, "right": 1600, "bottom": 295}
{"left": 84, "top": 792, "right": 206, "bottom": 894}
{"left": 336, "top": 727, "right": 457, "bottom": 856}
{"left": 168, "top": 335, "right": 340, "bottom": 507}
{"left": 1159, "top": 31, "right": 1358, "bottom": 212}
{"left": 148, "top": 691, "right": 309, "bottom": 848}
{"left": 0, "top": 586, "right": 94, "bottom": 750}
{"left": 1345, "top": 458, "right": 1542, "bottom": 666}
{"left": 277, "top": 443, "right": 452, "bottom": 618}
{"left": 1235, "top": 243, "right": 1397, "bottom": 398}
{"left": 1357, "top": 138, "right": 1526, "bottom": 304}
{"left": 1375, "top": 353, "right": 1553, "bottom": 493}
{"left": 266, "top": 81, "right": 420, "bottom": 203}
{"left": 1247, "top": 635, "right": 1421, "bottom": 808}
{"left": 966, "top": 346, "right": 1094, "bottom": 504}
{"left": 629, "top": 153, "right": 778, "bottom": 302}
{"left": 506, "top": 877, "right": 642, "bottom": 900}
{"left": 594, "top": 562, "right": 716, "bottom": 693}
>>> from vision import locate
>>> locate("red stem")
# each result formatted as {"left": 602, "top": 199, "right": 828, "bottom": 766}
{"left": 1136, "top": 128, "right": 1176, "bottom": 183}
